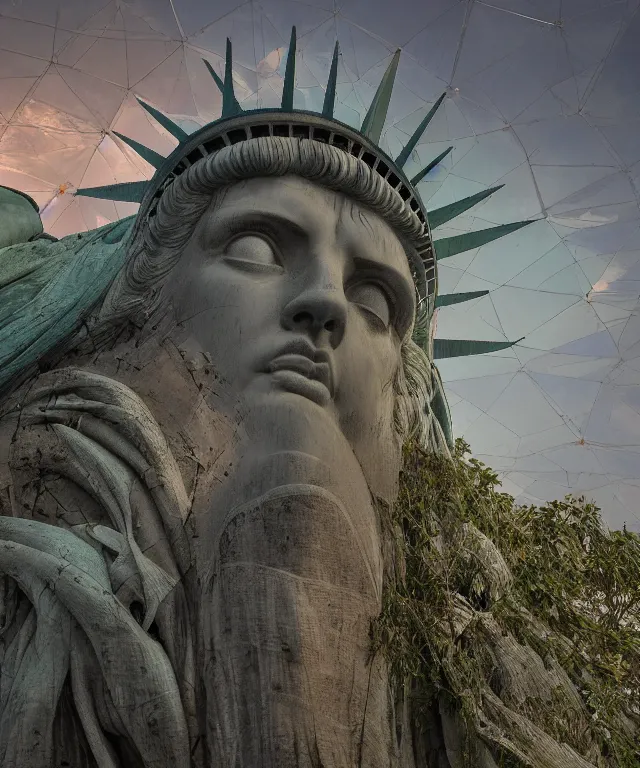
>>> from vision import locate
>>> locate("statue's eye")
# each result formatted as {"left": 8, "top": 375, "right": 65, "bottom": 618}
{"left": 225, "top": 233, "right": 280, "bottom": 267}
{"left": 347, "top": 282, "right": 393, "bottom": 328}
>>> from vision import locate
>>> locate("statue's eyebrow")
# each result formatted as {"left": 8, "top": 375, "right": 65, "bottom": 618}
{"left": 200, "top": 208, "right": 310, "bottom": 244}
{"left": 352, "top": 254, "right": 406, "bottom": 283}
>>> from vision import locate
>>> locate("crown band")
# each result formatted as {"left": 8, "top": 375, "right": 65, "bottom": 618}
{"left": 76, "top": 28, "right": 530, "bottom": 363}
{"left": 135, "top": 110, "right": 436, "bottom": 305}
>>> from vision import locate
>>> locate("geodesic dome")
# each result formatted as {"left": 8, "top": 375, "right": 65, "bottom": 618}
{"left": 1, "top": 0, "right": 639, "bottom": 529}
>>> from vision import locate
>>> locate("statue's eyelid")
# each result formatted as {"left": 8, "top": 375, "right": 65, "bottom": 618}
{"left": 225, "top": 220, "right": 276, "bottom": 243}
{"left": 367, "top": 275, "right": 414, "bottom": 335}
{"left": 223, "top": 223, "right": 284, "bottom": 265}
{"left": 348, "top": 275, "right": 398, "bottom": 312}
{"left": 347, "top": 279, "right": 398, "bottom": 331}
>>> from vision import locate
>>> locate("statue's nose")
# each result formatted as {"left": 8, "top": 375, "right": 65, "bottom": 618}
{"left": 282, "top": 288, "right": 347, "bottom": 347}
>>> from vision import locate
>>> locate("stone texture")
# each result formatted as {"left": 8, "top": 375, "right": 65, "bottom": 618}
{"left": 0, "top": 172, "right": 435, "bottom": 766}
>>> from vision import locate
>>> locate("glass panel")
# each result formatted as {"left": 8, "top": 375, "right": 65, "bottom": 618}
{"left": 0, "top": 16, "right": 55, "bottom": 59}
{"left": 402, "top": 2, "right": 468, "bottom": 83}
{"left": 1, "top": 0, "right": 638, "bottom": 523}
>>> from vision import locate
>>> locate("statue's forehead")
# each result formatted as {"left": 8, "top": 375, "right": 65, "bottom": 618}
{"left": 202, "top": 175, "right": 413, "bottom": 280}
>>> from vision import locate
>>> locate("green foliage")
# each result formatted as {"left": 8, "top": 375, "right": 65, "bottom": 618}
{"left": 373, "top": 438, "right": 640, "bottom": 767}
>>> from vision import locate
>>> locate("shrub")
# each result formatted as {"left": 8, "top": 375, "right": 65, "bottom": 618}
{"left": 373, "top": 439, "right": 640, "bottom": 766}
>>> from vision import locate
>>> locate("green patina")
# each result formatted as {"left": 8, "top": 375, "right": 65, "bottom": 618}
{"left": 0, "top": 185, "right": 43, "bottom": 247}
{"left": 428, "top": 185, "right": 505, "bottom": 230}
{"left": 0, "top": 202, "right": 134, "bottom": 395}
{"left": 433, "top": 221, "right": 534, "bottom": 261}
{"left": 435, "top": 291, "right": 489, "bottom": 309}
{"left": 434, "top": 338, "right": 525, "bottom": 359}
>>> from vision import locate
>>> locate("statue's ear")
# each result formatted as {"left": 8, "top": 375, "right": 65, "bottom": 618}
{"left": 0, "top": 186, "right": 44, "bottom": 247}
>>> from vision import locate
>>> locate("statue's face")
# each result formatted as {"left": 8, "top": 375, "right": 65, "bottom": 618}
{"left": 159, "top": 175, "right": 415, "bottom": 493}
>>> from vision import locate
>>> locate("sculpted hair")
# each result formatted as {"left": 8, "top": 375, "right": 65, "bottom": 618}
{"left": 99, "top": 136, "right": 449, "bottom": 453}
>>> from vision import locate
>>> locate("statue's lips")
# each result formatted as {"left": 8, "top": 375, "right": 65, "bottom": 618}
{"left": 267, "top": 355, "right": 333, "bottom": 406}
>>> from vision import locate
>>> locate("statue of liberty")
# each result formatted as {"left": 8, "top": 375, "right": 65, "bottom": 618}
{"left": 1, "top": 29, "right": 614, "bottom": 768}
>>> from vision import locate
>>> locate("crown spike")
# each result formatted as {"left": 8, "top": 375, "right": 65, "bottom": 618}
{"left": 281, "top": 26, "right": 297, "bottom": 111}
{"left": 322, "top": 41, "right": 340, "bottom": 119}
{"left": 75, "top": 181, "right": 149, "bottom": 203}
{"left": 434, "top": 220, "right": 534, "bottom": 260}
{"left": 429, "top": 185, "right": 505, "bottom": 230}
{"left": 410, "top": 147, "right": 453, "bottom": 186}
{"left": 434, "top": 337, "right": 524, "bottom": 359}
{"left": 135, "top": 96, "right": 188, "bottom": 142}
{"left": 113, "top": 132, "right": 166, "bottom": 170}
{"left": 221, "top": 38, "right": 242, "bottom": 117}
{"left": 435, "top": 290, "right": 489, "bottom": 308}
{"left": 203, "top": 58, "right": 224, "bottom": 94}
{"left": 395, "top": 92, "right": 446, "bottom": 169}
{"left": 361, "top": 48, "right": 401, "bottom": 144}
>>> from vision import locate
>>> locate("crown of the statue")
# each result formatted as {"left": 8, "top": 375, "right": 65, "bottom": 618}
{"left": 78, "top": 27, "right": 530, "bottom": 361}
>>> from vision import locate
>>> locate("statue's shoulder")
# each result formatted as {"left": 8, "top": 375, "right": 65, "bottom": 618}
{"left": 0, "top": 186, "right": 46, "bottom": 247}
{"left": 0, "top": 201, "right": 135, "bottom": 397}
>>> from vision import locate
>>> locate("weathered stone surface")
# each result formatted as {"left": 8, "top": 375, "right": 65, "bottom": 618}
{"left": 0, "top": 162, "right": 444, "bottom": 765}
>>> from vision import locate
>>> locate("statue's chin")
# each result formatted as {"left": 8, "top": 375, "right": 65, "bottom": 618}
{"left": 235, "top": 379, "right": 341, "bottom": 455}
{"left": 231, "top": 374, "right": 400, "bottom": 508}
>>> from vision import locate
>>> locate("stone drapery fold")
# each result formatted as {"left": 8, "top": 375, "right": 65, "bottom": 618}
{"left": 0, "top": 369, "right": 194, "bottom": 767}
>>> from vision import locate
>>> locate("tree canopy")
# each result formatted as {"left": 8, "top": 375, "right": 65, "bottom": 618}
{"left": 374, "top": 439, "right": 640, "bottom": 767}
